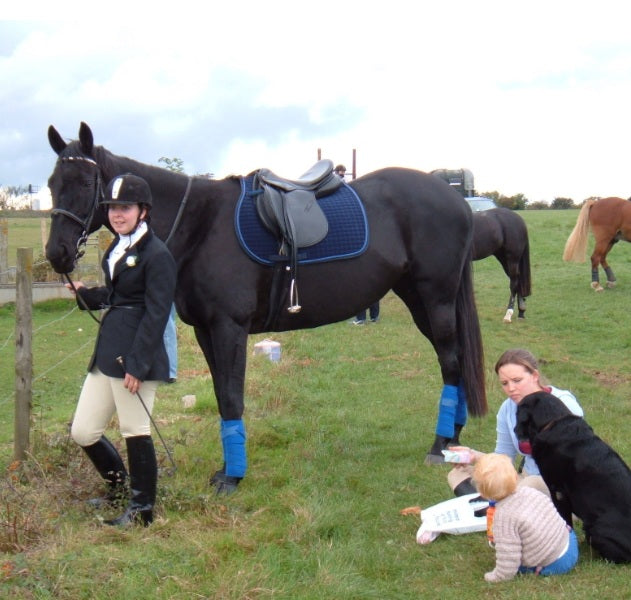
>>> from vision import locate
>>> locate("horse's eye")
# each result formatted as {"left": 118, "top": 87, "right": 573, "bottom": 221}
{"left": 80, "top": 179, "right": 93, "bottom": 189}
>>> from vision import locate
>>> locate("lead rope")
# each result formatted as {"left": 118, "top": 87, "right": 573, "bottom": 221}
{"left": 64, "top": 273, "right": 101, "bottom": 324}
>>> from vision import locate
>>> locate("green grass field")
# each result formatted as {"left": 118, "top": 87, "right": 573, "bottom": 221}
{"left": 1, "top": 210, "right": 631, "bottom": 598}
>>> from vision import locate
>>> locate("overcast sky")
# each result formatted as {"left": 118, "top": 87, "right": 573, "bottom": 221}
{"left": 2, "top": 2, "right": 631, "bottom": 207}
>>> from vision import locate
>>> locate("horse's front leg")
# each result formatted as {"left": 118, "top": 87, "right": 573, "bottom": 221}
{"left": 194, "top": 321, "right": 249, "bottom": 495}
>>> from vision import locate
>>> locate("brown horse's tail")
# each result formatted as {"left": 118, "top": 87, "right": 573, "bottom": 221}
{"left": 563, "top": 200, "right": 595, "bottom": 262}
{"left": 518, "top": 237, "right": 532, "bottom": 298}
{"left": 457, "top": 257, "right": 487, "bottom": 417}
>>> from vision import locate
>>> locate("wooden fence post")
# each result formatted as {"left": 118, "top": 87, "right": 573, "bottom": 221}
{"left": 0, "top": 217, "right": 8, "bottom": 284}
{"left": 15, "top": 247, "right": 33, "bottom": 461}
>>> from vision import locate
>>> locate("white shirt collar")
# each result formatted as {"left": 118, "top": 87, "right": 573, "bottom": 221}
{"left": 107, "top": 221, "right": 148, "bottom": 277}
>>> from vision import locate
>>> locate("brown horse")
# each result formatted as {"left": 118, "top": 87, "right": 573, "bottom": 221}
{"left": 563, "top": 197, "right": 631, "bottom": 291}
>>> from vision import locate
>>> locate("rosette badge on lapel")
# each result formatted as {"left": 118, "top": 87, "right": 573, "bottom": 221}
{"left": 126, "top": 255, "right": 139, "bottom": 268}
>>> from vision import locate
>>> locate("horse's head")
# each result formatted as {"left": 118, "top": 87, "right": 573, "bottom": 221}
{"left": 45, "top": 122, "right": 110, "bottom": 273}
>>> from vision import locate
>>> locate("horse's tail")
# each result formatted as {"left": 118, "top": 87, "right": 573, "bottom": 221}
{"left": 518, "top": 236, "right": 532, "bottom": 298}
{"left": 563, "top": 200, "right": 595, "bottom": 262}
{"left": 457, "top": 257, "right": 487, "bottom": 417}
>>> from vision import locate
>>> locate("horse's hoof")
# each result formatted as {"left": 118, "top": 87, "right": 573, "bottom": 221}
{"left": 607, "top": 281, "right": 617, "bottom": 288}
{"left": 591, "top": 282, "right": 604, "bottom": 292}
{"left": 210, "top": 470, "right": 241, "bottom": 496}
{"left": 424, "top": 453, "right": 445, "bottom": 465}
{"left": 503, "top": 316, "right": 512, "bottom": 323}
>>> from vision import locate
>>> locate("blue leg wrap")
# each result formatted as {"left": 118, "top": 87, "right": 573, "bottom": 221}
{"left": 221, "top": 419, "right": 247, "bottom": 478}
{"left": 435, "top": 384, "right": 458, "bottom": 438}
{"left": 456, "top": 380, "right": 468, "bottom": 427}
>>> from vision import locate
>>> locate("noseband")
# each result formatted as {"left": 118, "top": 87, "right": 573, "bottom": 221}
{"left": 50, "top": 155, "right": 105, "bottom": 266}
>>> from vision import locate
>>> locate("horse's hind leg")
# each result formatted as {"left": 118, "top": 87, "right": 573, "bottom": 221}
{"left": 393, "top": 282, "right": 468, "bottom": 464}
{"left": 517, "top": 295, "right": 526, "bottom": 318}
{"left": 603, "top": 262, "right": 616, "bottom": 288}
{"left": 591, "top": 239, "right": 615, "bottom": 291}
{"left": 503, "top": 292, "right": 516, "bottom": 323}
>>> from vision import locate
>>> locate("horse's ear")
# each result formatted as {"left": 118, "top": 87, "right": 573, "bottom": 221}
{"left": 78, "top": 121, "right": 94, "bottom": 156}
{"left": 48, "top": 125, "right": 66, "bottom": 155}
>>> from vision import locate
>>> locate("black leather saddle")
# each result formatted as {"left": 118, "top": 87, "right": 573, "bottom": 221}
{"left": 252, "top": 159, "right": 343, "bottom": 313}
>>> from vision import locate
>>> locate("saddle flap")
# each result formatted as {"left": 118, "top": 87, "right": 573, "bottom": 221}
{"left": 254, "top": 186, "right": 329, "bottom": 249}
{"left": 285, "top": 189, "right": 328, "bottom": 247}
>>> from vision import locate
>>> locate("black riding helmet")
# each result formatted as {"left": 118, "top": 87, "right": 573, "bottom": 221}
{"left": 102, "top": 173, "right": 152, "bottom": 208}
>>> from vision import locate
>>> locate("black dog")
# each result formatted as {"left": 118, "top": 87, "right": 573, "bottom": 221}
{"left": 515, "top": 391, "right": 631, "bottom": 563}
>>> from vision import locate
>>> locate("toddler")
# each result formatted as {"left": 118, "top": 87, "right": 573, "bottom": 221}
{"left": 473, "top": 453, "right": 578, "bottom": 582}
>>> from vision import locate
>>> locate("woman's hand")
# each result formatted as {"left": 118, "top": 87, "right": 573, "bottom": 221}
{"left": 124, "top": 373, "right": 141, "bottom": 395}
{"left": 64, "top": 281, "right": 85, "bottom": 296}
{"left": 448, "top": 446, "right": 485, "bottom": 464}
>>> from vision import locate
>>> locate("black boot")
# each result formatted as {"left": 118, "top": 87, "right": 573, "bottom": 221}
{"left": 424, "top": 435, "right": 451, "bottom": 464}
{"left": 454, "top": 477, "right": 478, "bottom": 497}
{"left": 104, "top": 436, "right": 157, "bottom": 527}
{"left": 81, "top": 436, "right": 128, "bottom": 508}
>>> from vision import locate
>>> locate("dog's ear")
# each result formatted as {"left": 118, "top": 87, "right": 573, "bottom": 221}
{"left": 515, "top": 399, "right": 534, "bottom": 440}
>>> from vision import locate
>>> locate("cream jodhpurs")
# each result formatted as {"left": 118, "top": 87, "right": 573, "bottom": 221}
{"left": 71, "top": 368, "right": 158, "bottom": 447}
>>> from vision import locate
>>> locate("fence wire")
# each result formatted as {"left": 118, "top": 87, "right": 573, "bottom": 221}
{"left": 0, "top": 303, "right": 91, "bottom": 408}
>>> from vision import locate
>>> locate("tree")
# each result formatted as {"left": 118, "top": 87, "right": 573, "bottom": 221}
{"left": 158, "top": 157, "right": 185, "bottom": 173}
{"left": 551, "top": 197, "right": 574, "bottom": 209}
{"left": 480, "top": 191, "right": 528, "bottom": 210}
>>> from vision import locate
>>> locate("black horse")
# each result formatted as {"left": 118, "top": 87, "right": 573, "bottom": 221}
{"left": 45, "top": 122, "right": 487, "bottom": 493}
{"left": 471, "top": 208, "right": 531, "bottom": 322}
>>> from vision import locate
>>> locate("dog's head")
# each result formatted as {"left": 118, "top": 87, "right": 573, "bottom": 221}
{"left": 514, "top": 391, "right": 573, "bottom": 453}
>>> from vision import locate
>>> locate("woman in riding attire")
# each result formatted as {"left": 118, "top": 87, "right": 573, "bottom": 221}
{"left": 66, "top": 173, "right": 176, "bottom": 526}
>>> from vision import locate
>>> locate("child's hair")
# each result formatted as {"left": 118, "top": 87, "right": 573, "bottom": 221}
{"left": 473, "top": 453, "right": 518, "bottom": 501}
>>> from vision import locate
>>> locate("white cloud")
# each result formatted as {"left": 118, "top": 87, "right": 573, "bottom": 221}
{"left": 2, "top": 3, "right": 631, "bottom": 202}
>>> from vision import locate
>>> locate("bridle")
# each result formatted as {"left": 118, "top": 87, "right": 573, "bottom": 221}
{"left": 50, "top": 155, "right": 105, "bottom": 267}
{"left": 50, "top": 155, "right": 106, "bottom": 323}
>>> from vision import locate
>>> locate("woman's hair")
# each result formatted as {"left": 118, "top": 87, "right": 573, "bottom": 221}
{"left": 473, "top": 453, "right": 518, "bottom": 501}
{"left": 494, "top": 348, "right": 549, "bottom": 384}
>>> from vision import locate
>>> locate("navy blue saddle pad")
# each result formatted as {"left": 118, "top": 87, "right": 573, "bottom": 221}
{"left": 235, "top": 175, "right": 369, "bottom": 266}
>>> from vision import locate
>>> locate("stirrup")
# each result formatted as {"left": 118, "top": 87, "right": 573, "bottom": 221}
{"left": 288, "top": 278, "right": 301, "bottom": 313}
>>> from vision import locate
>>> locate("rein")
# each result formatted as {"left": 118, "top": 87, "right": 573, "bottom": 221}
{"left": 165, "top": 176, "right": 193, "bottom": 248}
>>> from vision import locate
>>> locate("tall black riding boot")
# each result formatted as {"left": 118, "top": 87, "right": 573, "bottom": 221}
{"left": 104, "top": 435, "right": 157, "bottom": 527}
{"left": 81, "top": 436, "right": 128, "bottom": 507}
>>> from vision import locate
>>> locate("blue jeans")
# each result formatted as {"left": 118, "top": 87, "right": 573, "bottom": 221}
{"left": 518, "top": 529, "right": 579, "bottom": 576}
{"left": 356, "top": 302, "right": 380, "bottom": 322}
{"left": 163, "top": 304, "right": 178, "bottom": 379}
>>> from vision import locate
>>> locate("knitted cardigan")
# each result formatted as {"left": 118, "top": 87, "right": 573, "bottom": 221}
{"left": 485, "top": 486, "right": 570, "bottom": 582}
